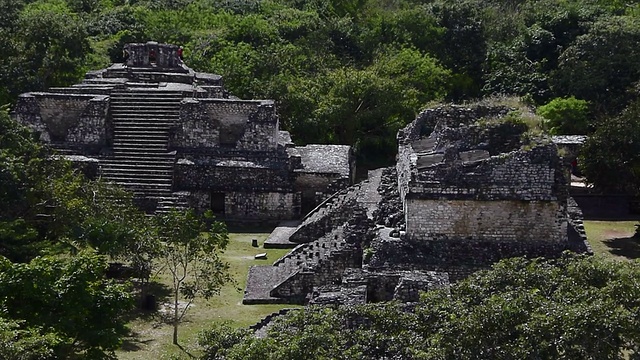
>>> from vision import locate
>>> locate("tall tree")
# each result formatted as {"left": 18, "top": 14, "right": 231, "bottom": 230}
{"left": 580, "top": 99, "right": 640, "bottom": 194}
{"left": 155, "top": 209, "right": 232, "bottom": 345}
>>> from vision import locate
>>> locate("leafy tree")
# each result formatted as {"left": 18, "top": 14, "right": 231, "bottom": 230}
{"left": 552, "top": 16, "right": 640, "bottom": 114}
{"left": 579, "top": 99, "right": 640, "bottom": 194}
{"left": 0, "top": 106, "right": 69, "bottom": 261}
{"left": 1, "top": 0, "right": 90, "bottom": 103}
{"left": 155, "top": 209, "right": 232, "bottom": 345}
{"left": 199, "top": 254, "right": 640, "bottom": 359}
{"left": 0, "top": 252, "right": 133, "bottom": 359}
{"left": 537, "top": 96, "right": 590, "bottom": 134}
{"left": 0, "top": 318, "right": 60, "bottom": 360}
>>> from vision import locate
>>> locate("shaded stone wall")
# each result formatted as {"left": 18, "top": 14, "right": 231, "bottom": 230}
{"left": 270, "top": 246, "right": 361, "bottom": 299}
{"left": 11, "top": 93, "right": 108, "bottom": 154}
{"left": 174, "top": 161, "right": 293, "bottom": 192}
{"left": 186, "top": 189, "right": 300, "bottom": 221}
{"left": 405, "top": 199, "right": 566, "bottom": 243}
{"left": 225, "top": 191, "right": 300, "bottom": 220}
{"left": 124, "top": 42, "right": 181, "bottom": 68}
{"left": 171, "top": 99, "right": 278, "bottom": 151}
{"left": 368, "top": 236, "right": 568, "bottom": 281}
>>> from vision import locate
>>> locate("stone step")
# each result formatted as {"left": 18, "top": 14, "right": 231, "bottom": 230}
{"left": 113, "top": 134, "right": 169, "bottom": 140}
{"left": 132, "top": 190, "right": 174, "bottom": 198}
{"left": 113, "top": 140, "right": 168, "bottom": 146}
{"left": 101, "top": 167, "right": 173, "bottom": 175}
{"left": 113, "top": 143, "right": 169, "bottom": 150}
{"left": 113, "top": 148, "right": 172, "bottom": 154}
{"left": 111, "top": 102, "right": 181, "bottom": 107}
{"left": 109, "top": 157, "right": 174, "bottom": 165}
{"left": 110, "top": 96, "right": 183, "bottom": 103}
{"left": 108, "top": 152, "right": 176, "bottom": 159}
{"left": 111, "top": 111, "right": 180, "bottom": 117}
{"left": 111, "top": 89, "right": 182, "bottom": 99}
{"left": 102, "top": 176, "right": 173, "bottom": 185}
{"left": 112, "top": 124, "right": 174, "bottom": 130}
{"left": 101, "top": 164, "right": 174, "bottom": 172}
{"left": 113, "top": 129, "right": 168, "bottom": 135}
{"left": 112, "top": 134, "right": 169, "bottom": 141}
{"left": 103, "top": 177, "right": 173, "bottom": 186}
{"left": 111, "top": 104, "right": 180, "bottom": 110}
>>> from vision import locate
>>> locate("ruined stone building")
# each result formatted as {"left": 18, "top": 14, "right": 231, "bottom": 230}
{"left": 11, "top": 42, "right": 354, "bottom": 221}
{"left": 244, "top": 104, "right": 589, "bottom": 306}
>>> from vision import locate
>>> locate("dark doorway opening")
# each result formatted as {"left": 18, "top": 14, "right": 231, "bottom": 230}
{"left": 211, "top": 192, "right": 225, "bottom": 215}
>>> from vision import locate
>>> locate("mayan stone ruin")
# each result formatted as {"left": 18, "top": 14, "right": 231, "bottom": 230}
{"left": 10, "top": 41, "right": 590, "bottom": 309}
{"left": 11, "top": 42, "right": 354, "bottom": 221}
{"left": 243, "top": 104, "right": 590, "bottom": 306}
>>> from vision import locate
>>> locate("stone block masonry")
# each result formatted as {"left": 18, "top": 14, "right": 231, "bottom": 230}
{"left": 12, "top": 42, "right": 354, "bottom": 219}
{"left": 405, "top": 199, "right": 566, "bottom": 243}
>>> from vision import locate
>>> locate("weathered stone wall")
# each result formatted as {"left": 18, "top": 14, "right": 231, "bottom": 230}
{"left": 397, "top": 105, "right": 511, "bottom": 145}
{"left": 174, "top": 160, "right": 293, "bottom": 192}
{"left": 270, "top": 246, "right": 361, "bottom": 299}
{"left": 408, "top": 145, "right": 562, "bottom": 202}
{"left": 405, "top": 199, "right": 566, "bottom": 243}
{"left": 12, "top": 93, "right": 108, "bottom": 154}
{"left": 225, "top": 191, "right": 300, "bottom": 220}
{"left": 368, "top": 236, "right": 568, "bottom": 282}
{"left": 171, "top": 99, "right": 278, "bottom": 151}
{"left": 171, "top": 100, "right": 220, "bottom": 148}
{"left": 187, "top": 189, "right": 300, "bottom": 220}
{"left": 124, "top": 42, "right": 181, "bottom": 68}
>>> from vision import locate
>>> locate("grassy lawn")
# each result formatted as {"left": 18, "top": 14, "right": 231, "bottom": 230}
{"left": 116, "top": 232, "right": 294, "bottom": 360}
{"left": 584, "top": 220, "right": 639, "bottom": 260}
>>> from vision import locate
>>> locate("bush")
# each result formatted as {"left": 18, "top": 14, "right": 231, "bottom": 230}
{"left": 537, "top": 96, "right": 590, "bottom": 134}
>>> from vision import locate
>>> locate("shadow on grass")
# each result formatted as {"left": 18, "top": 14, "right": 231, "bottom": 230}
{"left": 603, "top": 236, "right": 640, "bottom": 259}
{"left": 118, "top": 279, "right": 176, "bottom": 354}
{"left": 120, "top": 333, "right": 155, "bottom": 352}
{"left": 177, "top": 343, "right": 197, "bottom": 359}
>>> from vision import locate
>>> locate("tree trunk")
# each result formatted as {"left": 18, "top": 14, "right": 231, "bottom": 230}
{"left": 173, "top": 289, "right": 179, "bottom": 345}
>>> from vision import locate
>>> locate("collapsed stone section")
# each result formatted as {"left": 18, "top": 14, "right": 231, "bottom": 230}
{"left": 244, "top": 102, "right": 588, "bottom": 310}
{"left": 11, "top": 42, "right": 354, "bottom": 221}
{"left": 243, "top": 173, "right": 381, "bottom": 304}
{"left": 362, "top": 104, "right": 575, "bottom": 281}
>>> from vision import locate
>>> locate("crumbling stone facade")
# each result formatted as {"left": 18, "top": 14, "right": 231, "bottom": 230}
{"left": 244, "top": 103, "right": 589, "bottom": 307}
{"left": 11, "top": 42, "right": 354, "bottom": 222}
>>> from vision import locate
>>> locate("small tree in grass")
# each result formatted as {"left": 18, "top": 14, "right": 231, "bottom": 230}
{"left": 155, "top": 209, "right": 232, "bottom": 345}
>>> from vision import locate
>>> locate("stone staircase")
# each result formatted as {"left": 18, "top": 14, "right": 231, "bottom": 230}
{"left": 100, "top": 89, "right": 185, "bottom": 213}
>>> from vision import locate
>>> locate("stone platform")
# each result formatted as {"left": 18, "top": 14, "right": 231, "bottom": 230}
{"left": 263, "top": 220, "right": 302, "bottom": 249}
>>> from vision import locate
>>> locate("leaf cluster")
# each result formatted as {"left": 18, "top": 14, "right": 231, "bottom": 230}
{"left": 199, "top": 254, "right": 640, "bottom": 360}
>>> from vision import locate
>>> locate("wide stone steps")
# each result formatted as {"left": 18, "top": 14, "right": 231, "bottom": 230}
{"left": 102, "top": 88, "right": 184, "bottom": 213}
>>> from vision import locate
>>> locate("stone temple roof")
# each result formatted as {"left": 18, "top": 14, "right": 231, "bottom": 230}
{"left": 291, "top": 145, "right": 352, "bottom": 177}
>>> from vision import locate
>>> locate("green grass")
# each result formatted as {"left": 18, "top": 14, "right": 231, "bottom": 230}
{"left": 584, "top": 220, "right": 639, "bottom": 260}
{"left": 116, "top": 232, "right": 295, "bottom": 360}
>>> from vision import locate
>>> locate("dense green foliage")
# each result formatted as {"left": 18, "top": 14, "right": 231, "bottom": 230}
{"left": 1, "top": 0, "right": 639, "bottom": 170}
{"left": 0, "top": 108, "right": 232, "bottom": 351}
{"left": 537, "top": 96, "right": 590, "bottom": 135}
{"left": 580, "top": 99, "right": 640, "bottom": 194}
{"left": 200, "top": 254, "right": 640, "bottom": 359}
{"left": 0, "top": 253, "right": 133, "bottom": 359}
